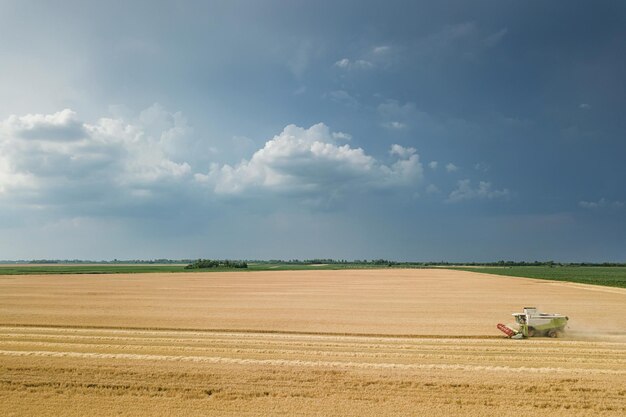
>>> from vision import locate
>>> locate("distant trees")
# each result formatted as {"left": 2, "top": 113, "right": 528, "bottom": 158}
{"left": 185, "top": 259, "right": 248, "bottom": 269}
{"left": 261, "top": 258, "right": 395, "bottom": 265}
{"left": 8, "top": 258, "right": 625, "bottom": 268}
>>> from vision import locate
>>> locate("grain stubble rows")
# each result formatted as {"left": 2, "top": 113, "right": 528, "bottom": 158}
{"left": 0, "top": 269, "right": 625, "bottom": 416}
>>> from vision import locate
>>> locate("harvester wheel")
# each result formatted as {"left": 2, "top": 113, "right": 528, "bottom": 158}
{"left": 548, "top": 329, "right": 558, "bottom": 338}
{"left": 527, "top": 327, "right": 536, "bottom": 337}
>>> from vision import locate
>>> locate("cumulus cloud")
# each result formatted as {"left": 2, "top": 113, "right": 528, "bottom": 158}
{"left": 474, "top": 162, "right": 489, "bottom": 172}
{"left": 195, "top": 123, "right": 423, "bottom": 195}
{"left": 428, "top": 161, "right": 438, "bottom": 170}
{"left": 334, "top": 58, "right": 350, "bottom": 68}
{"left": 446, "top": 179, "right": 509, "bottom": 203}
{"left": 334, "top": 58, "right": 373, "bottom": 70}
{"left": 389, "top": 144, "right": 416, "bottom": 159}
{"left": 2, "top": 108, "right": 459, "bottom": 216}
{"left": 372, "top": 45, "right": 391, "bottom": 54}
{"left": 332, "top": 131, "right": 352, "bottom": 141}
{"left": 383, "top": 121, "right": 407, "bottom": 130}
{"left": 579, "top": 198, "right": 624, "bottom": 209}
{"left": 0, "top": 156, "right": 34, "bottom": 195}
{"left": 334, "top": 45, "right": 398, "bottom": 73}
{"left": 2, "top": 109, "right": 86, "bottom": 141}
{"left": 445, "top": 163, "right": 459, "bottom": 172}
{"left": 0, "top": 105, "right": 192, "bottom": 204}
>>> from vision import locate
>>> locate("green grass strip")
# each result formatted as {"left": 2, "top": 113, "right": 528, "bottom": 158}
{"left": 449, "top": 266, "right": 626, "bottom": 288}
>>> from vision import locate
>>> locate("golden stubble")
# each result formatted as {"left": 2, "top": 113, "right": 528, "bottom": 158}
{"left": 0, "top": 269, "right": 624, "bottom": 416}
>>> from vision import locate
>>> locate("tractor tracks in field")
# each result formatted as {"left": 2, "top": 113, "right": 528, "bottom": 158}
{"left": 1, "top": 349, "right": 625, "bottom": 375}
{"left": 0, "top": 323, "right": 503, "bottom": 340}
{"left": 1, "top": 325, "right": 624, "bottom": 376}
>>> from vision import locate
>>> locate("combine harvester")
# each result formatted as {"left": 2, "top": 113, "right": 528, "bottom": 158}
{"left": 497, "top": 307, "right": 568, "bottom": 339}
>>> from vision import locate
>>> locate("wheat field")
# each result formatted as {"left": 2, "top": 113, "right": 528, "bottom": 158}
{"left": 1, "top": 269, "right": 625, "bottom": 416}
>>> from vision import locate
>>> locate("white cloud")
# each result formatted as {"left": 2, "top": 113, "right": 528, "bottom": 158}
{"left": 445, "top": 163, "right": 459, "bottom": 172}
{"left": 332, "top": 131, "right": 352, "bottom": 141}
{"left": 579, "top": 198, "right": 624, "bottom": 209}
{"left": 0, "top": 156, "right": 35, "bottom": 195}
{"left": 334, "top": 58, "right": 350, "bottom": 69}
{"left": 428, "top": 161, "right": 438, "bottom": 170}
{"left": 578, "top": 200, "right": 598, "bottom": 209}
{"left": 334, "top": 45, "right": 397, "bottom": 73}
{"left": 474, "top": 162, "right": 489, "bottom": 172}
{"left": 352, "top": 59, "right": 373, "bottom": 69}
{"left": 0, "top": 105, "right": 192, "bottom": 202}
{"left": 1, "top": 108, "right": 440, "bottom": 214}
{"left": 579, "top": 103, "right": 591, "bottom": 110}
{"left": 426, "top": 184, "right": 439, "bottom": 194}
{"left": 383, "top": 121, "right": 407, "bottom": 130}
{"left": 2, "top": 109, "right": 86, "bottom": 141}
{"left": 446, "top": 179, "right": 510, "bottom": 203}
{"left": 372, "top": 45, "right": 391, "bottom": 54}
{"left": 389, "top": 144, "right": 416, "bottom": 158}
{"left": 333, "top": 58, "right": 373, "bottom": 70}
{"left": 195, "top": 123, "right": 423, "bottom": 195}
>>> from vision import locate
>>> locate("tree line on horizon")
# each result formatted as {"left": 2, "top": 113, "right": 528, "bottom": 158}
{"left": 0, "top": 259, "right": 624, "bottom": 267}
{"left": 184, "top": 259, "right": 248, "bottom": 269}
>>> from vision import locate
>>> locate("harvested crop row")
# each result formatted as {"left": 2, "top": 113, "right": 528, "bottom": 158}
{"left": 1, "top": 325, "right": 625, "bottom": 416}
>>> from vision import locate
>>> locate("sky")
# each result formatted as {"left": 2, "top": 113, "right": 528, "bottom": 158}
{"left": 0, "top": 0, "right": 625, "bottom": 262}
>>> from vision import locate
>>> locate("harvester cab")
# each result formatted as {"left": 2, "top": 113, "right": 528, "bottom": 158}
{"left": 497, "top": 307, "right": 568, "bottom": 339}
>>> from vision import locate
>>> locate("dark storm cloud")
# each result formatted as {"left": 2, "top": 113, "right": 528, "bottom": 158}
{"left": 0, "top": 0, "right": 624, "bottom": 261}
